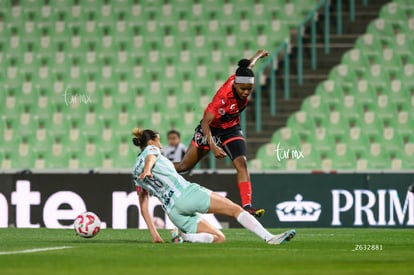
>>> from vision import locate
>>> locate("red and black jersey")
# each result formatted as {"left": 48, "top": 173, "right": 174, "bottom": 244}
{"left": 204, "top": 74, "right": 248, "bottom": 129}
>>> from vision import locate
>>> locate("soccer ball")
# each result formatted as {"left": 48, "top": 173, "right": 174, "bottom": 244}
{"left": 74, "top": 212, "right": 101, "bottom": 238}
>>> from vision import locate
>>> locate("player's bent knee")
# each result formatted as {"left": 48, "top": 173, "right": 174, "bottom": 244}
{"left": 233, "top": 156, "right": 248, "bottom": 170}
{"left": 174, "top": 162, "right": 190, "bottom": 172}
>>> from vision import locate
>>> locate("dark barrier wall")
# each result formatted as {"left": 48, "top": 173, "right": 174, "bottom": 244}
{"left": 0, "top": 173, "right": 239, "bottom": 229}
{"left": 252, "top": 174, "right": 414, "bottom": 228}
{"left": 0, "top": 173, "right": 413, "bottom": 228}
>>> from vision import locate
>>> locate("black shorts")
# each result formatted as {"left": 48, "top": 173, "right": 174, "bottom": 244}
{"left": 191, "top": 123, "right": 246, "bottom": 160}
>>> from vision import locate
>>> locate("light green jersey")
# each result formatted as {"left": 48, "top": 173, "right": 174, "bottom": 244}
{"left": 132, "top": 145, "right": 191, "bottom": 212}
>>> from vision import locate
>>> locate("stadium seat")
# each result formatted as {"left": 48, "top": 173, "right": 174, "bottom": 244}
{"left": 338, "top": 88, "right": 363, "bottom": 120}
{"left": 392, "top": 32, "right": 414, "bottom": 62}
{"left": 359, "top": 103, "right": 384, "bottom": 136}
{"left": 395, "top": 101, "right": 414, "bottom": 136}
{"left": 353, "top": 80, "right": 375, "bottom": 104}
{"left": 286, "top": 111, "right": 314, "bottom": 137}
{"left": 366, "top": 18, "right": 395, "bottom": 46}
{"left": 308, "top": 122, "right": 335, "bottom": 156}
{"left": 331, "top": 138, "right": 357, "bottom": 170}
{"left": 340, "top": 48, "right": 370, "bottom": 77}
{"left": 400, "top": 63, "right": 414, "bottom": 86}
{"left": 328, "top": 64, "right": 358, "bottom": 90}
{"left": 295, "top": 154, "right": 321, "bottom": 171}
{"left": 44, "top": 136, "right": 69, "bottom": 168}
{"left": 379, "top": 2, "right": 406, "bottom": 25}
{"left": 375, "top": 87, "right": 397, "bottom": 121}
{"left": 366, "top": 147, "right": 390, "bottom": 170}
{"left": 79, "top": 136, "right": 104, "bottom": 169}
{"left": 354, "top": 33, "right": 382, "bottom": 60}
{"left": 111, "top": 136, "right": 139, "bottom": 168}
{"left": 381, "top": 119, "right": 404, "bottom": 155}
{"left": 256, "top": 143, "right": 287, "bottom": 170}
{"left": 271, "top": 127, "right": 302, "bottom": 149}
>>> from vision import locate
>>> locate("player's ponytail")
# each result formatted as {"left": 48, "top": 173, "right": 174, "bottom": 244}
{"left": 132, "top": 128, "right": 159, "bottom": 149}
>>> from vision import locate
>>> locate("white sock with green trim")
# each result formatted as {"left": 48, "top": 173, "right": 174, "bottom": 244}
{"left": 181, "top": 233, "right": 215, "bottom": 243}
{"left": 237, "top": 211, "right": 273, "bottom": 242}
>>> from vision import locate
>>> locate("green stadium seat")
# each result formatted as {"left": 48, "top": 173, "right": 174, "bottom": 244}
{"left": 308, "top": 122, "right": 335, "bottom": 156}
{"left": 96, "top": 119, "right": 115, "bottom": 153}
{"left": 0, "top": 151, "right": 11, "bottom": 170}
{"left": 389, "top": 78, "right": 409, "bottom": 104}
{"left": 379, "top": 2, "right": 407, "bottom": 24}
{"left": 366, "top": 143, "right": 390, "bottom": 170}
{"left": 44, "top": 138, "right": 70, "bottom": 169}
{"left": 354, "top": 33, "right": 382, "bottom": 60}
{"left": 401, "top": 134, "right": 414, "bottom": 164}
{"left": 255, "top": 143, "right": 287, "bottom": 170}
{"left": 271, "top": 127, "right": 302, "bottom": 149}
{"left": 328, "top": 64, "right": 358, "bottom": 90}
{"left": 275, "top": 2, "right": 308, "bottom": 30}
{"left": 49, "top": 102, "right": 69, "bottom": 136}
{"left": 389, "top": 151, "right": 413, "bottom": 170}
{"left": 371, "top": 49, "right": 403, "bottom": 76}
{"left": 359, "top": 103, "right": 384, "bottom": 136}
{"left": 64, "top": 121, "right": 83, "bottom": 152}
{"left": 395, "top": 103, "right": 414, "bottom": 137}
{"left": 392, "top": 32, "right": 414, "bottom": 62}
{"left": 353, "top": 80, "right": 375, "bottom": 104}
{"left": 339, "top": 88, "right": 363, "bottom": 120}
{"left": 315, "top": 80, "right": 343, "bottom": 104}
{"left": 0, "top": 118, "right": 18, "bottom": 154}
{"left": 366, "top": 18, "right": 395, "bottom": 45}
{"left": 331, "top": 139, "right": 357, "bottom": 170}
{"left": 375, "top": 87, "right": 397, "bottom": 121}
{"left": 286, "top": 111, "right": 314, "bottom": 137}
{"left": 111, "top": 136, "right": 139, "bottom": 168}
{"left": 345, "top": 118, "right": 370, "bottom": 157}
{"left": 361, "top": 64, "right": 390, "bottom": 90}
{"left": 324, "top": 104, "right": 350, "bottom": 139}
{"left": 401, "top": 63, "right": 414, "bottom": 86}
{"left": 79, "top": 137, "right": 103, "bottom": 169}
{"left": 2, "top": 91, "right": 20, "bottom": 121}
{"left": 295, "top": 154, "right": 321, "bottom": 171}
{"left": 340, "top": 48, "right": 370, "bottom": 77}
{"left": 353, "top": 150, "right": 370, "bottom": 171}
{"left": 381, "top": 119, "right": 404, "bottom": 155}
{"left": 32, "top": 118, "right": 53, "bottom": 154}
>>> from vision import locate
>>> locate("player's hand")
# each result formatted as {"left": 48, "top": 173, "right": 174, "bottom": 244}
{"left": 139, "top": 171, "right": 153, "bottom": 180}
{"left": 257, "top": 49, "right": 269, "bottom": 58}
{"left": 211, "top": 145, "right": 227, "bottom": 159}
{"left": 152, "top": 236, "right": 164, "bottom": 243}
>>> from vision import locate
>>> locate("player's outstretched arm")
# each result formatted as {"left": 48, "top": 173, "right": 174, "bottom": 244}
{"left": 139, "top": 154, "right": 157, "bottom": 180}
{"left": 248, "top": 49, "right": 269, "bottom": 69}
{"left": 138, "top": 190, "right": 164, "bottom": 243}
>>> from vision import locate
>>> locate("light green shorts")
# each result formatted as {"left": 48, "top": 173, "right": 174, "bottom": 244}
{"left": 167, "top": 183, "right": 212, "bottom": 233}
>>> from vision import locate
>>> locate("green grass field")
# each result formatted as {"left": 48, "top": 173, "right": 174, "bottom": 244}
{"left": 0, "top": 228, "right": 413, "bottom": 275}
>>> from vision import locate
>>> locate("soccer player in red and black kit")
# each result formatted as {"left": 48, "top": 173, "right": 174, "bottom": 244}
{"left": 174, "top": 50, "right": 268, "bottom": 217}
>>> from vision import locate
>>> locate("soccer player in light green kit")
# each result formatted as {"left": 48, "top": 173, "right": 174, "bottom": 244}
{"left": 132, "top": 128, "right": 296, "bottom": 244}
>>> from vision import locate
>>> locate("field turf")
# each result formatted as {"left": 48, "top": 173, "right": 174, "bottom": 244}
{"left": 0, "top": 228, "right": 413, "bottom": 275}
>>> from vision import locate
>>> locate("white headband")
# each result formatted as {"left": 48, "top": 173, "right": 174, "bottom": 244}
{"left": 235, "top": 76, "right": 254, "bottom": 84}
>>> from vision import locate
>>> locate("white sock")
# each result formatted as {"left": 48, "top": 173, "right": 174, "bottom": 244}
{"left": 237, "top": 211, "right": 273, "bottom": 242}
{"left": 181, "top": 232, "right": 215, "bottom": 243}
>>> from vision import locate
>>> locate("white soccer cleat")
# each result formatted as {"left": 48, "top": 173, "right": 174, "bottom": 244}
{"left": 267, "top": 229, "right": 296, "bottom": 245}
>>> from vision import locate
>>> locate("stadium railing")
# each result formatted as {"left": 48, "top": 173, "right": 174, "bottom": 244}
{"left": 254, "top": 0, "right": 370, "bottom": 132}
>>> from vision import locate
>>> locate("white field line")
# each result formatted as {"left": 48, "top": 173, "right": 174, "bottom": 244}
{"left": 0, "top": 246, "right": 72, "bottom": 255}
